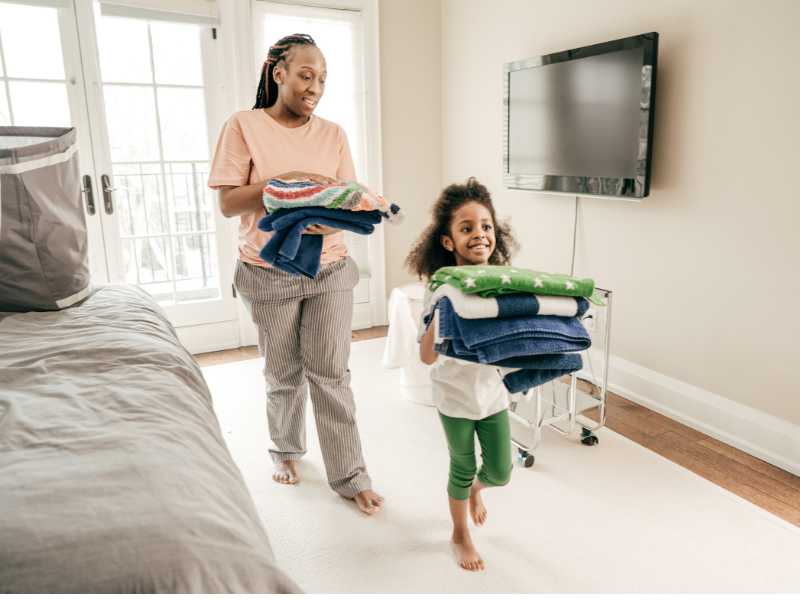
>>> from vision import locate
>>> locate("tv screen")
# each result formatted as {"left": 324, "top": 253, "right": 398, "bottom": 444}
{"left": 503, "top": 32, "right": 658, "bottom": 199}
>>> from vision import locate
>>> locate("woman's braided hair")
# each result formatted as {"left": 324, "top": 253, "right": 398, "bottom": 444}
{"left": 253, "top": 33, "right": 317, "bottom": 109}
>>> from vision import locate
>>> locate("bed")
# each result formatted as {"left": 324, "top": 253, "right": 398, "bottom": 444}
{"left": 0, "top": 284, "right": 299, "bottom": 593}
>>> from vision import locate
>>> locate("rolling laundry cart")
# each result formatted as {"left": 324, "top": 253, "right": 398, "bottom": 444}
{"left": 508, "top": 288, "right": 613, "bottom": 467}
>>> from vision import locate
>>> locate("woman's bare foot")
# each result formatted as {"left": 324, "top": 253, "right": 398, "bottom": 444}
{"left": 353, "top": 489, "right": 384, "bottom": 515}
{"left": 451, "top": 530, "right": 485, "bottom": 571}
{"left": 272, "top": 460, "right": 299, "bottom": 485}
{"left": 469, "top": 484, "right": 487, "bottom": 526}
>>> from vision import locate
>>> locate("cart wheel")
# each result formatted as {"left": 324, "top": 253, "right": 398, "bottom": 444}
{"left": 581, "top": 427, "right": 599, "bottom": 446}
{"left": 517, "top": 449, "right": 535, "bottom": 468}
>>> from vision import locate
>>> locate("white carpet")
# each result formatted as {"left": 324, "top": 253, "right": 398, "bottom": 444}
{"left": 203, "top": 338, "right": 800, "bottom": 593}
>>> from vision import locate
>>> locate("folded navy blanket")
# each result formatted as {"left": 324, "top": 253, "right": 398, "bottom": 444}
{"left": 435, "top": 297, "right": 591, "bottom": 363}
{"left": 498, "top": 353, "right": 583, "bottom": 393}
{"left": 258, "top": 207, "right": 382, "bottom": 278}
{"left": 434, "top": 342, "right": 583, "bottom": 393}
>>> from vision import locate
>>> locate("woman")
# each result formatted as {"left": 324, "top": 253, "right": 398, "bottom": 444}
{"left": 208, "top": 34, "right": 383, "bottom": 515}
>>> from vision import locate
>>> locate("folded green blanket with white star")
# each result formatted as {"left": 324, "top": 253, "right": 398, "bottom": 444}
{"left": 429, "top": 265, "right": 604, "bottom": 305}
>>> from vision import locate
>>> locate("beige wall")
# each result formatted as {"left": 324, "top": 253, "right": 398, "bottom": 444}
{"left": 379, "top": 0, "right": 442, "bottom": 293}
{"left": 437, "top": 0, "right": 800, "bottom": 424}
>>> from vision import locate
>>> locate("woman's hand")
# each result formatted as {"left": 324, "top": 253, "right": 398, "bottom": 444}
{"left": 276, "top": 171, "right": 338, "bottom": 186}
{"left": 218, "top": 181, "right": 264, "bottom": 218}
{"left": 304, "top": 224, "right": 341, "bottom": 235}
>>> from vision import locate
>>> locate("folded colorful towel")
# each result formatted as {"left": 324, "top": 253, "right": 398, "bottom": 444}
{"left": 423, "top": 283, "right": 589, "bottom": 322}
{"left": 430, "top": 265, "right": 602, "bottom": 305}
{"left": 434, "top": 297, "right": 591, "bottom": 363}
{"left": 258, "top": 207, "right": 382, "bottom": 278}
{"left": 263, "top": 178, "right": 403, "bottom": 222}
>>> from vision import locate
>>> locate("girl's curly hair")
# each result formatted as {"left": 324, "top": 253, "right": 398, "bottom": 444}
{"left": 405, "top": 177, "right": 517, "bottom": 280}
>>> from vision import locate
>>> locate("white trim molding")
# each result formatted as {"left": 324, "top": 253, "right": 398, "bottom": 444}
{"left": 579, "top": 351, "right": 800, "bottom": 477}
{"left": 175, "top": 319, "right": 239, "bottom": 354}
{"left": 98, "top": 0, "right": 217, "bottom": 23}
{"left": 361, "top": 0, "right": 387, "bottom": 326}
{"left": 254, "top": 0, "right": 362, "bottom": 11}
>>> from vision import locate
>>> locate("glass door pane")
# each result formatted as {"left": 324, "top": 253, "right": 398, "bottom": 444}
{"left": 92, "top": 5, "right": 222, "bottom": 306}
{"left": 0, "top": 2, "right": 71, "bottom": 127}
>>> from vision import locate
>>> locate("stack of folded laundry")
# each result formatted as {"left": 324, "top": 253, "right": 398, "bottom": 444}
{"left": 422, "top": 265, "right": 601, "bottom": 394}
{"left": 258, "top": 178, "right": 402, "bottom": 278}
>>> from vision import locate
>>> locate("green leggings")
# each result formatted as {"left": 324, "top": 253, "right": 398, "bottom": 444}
{"left": 438, "top": 409, "right": 513, "bottom": 501}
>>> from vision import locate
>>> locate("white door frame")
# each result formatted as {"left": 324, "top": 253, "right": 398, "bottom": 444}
{"left": 360, "top": 0, "right": 387, "bottom": 328}
{"left": 60, "top": 0, "right": 110, "bottom": 282}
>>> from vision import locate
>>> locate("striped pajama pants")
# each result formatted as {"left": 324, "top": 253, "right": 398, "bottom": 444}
{"left": 234, "top": 257, "right": 372, "bottom": 498}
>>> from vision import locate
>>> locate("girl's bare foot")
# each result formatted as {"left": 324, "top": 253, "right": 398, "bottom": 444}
{"left": 469, "top": 484, "right": 487, "bottom": 526}
{"left": 450, "top": 531, "right": 485, "bottom": 571}
{"left": 353, "top": 489, "right": 384, "bottom": 515}
{"left": 272, "top": 460, "right": 299, "bottom": 485}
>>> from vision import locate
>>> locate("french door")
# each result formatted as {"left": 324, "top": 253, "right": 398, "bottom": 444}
{"left": 0, "top": 0, "right": 239, "bottom": 352}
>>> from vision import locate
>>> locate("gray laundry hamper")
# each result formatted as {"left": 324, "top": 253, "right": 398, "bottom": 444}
{"left": 0, "top": 126, "right": 91, "bottom": 311}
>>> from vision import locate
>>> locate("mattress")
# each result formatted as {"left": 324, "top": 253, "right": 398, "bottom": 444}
{"left": 0, "top": 284, "right": 299, "bottom": 593}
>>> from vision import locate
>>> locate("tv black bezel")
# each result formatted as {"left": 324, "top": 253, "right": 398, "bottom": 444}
{"left": 502, "top": 32, "right": 659, "bottom": 199}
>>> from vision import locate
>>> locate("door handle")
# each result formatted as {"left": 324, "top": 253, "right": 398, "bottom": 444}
{"left": 101, "top": 174, "right": 116, "bottom": 215}
{"left": 82, "top": 174, "right": 96, "bottom": 216}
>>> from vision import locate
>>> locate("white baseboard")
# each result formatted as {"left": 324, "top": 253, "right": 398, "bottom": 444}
{"left": 579, "top": 351, "right": 800, "bottom": 478}
{"left": 352, "top": 301, "right": 373, "bottom": 330}
{"left": 175, "top": 320, "right": 240, "bottom": 355}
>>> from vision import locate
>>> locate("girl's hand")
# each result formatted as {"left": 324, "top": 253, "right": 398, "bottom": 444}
{"left": 419, "top": 320, "right": 439, "bottom": 365}
{"left": 304, "top": 224, "right": 341, "bottom": 235}
{"left": 276, "top": 171, "right": 338, "bottom": 186}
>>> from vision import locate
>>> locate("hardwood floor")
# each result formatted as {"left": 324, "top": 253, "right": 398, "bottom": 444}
{"left": 193, "top": 326, "right": 389, "bottom": 367}
{"left": 194, "top": 346, "right": 261, "bottom": 367}
{"left": 584, "top": 391, "right": 800, "bottom": 526}
{"left": 195, "top": 330, "right": 800, "bottom": 527}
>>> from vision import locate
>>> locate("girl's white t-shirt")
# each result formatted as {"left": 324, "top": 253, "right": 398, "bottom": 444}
{"left": 429, "top": 355, "right": 510, "bottom": 420}
{"left": 423, "top": 300, "right": 510, "bottom": 420}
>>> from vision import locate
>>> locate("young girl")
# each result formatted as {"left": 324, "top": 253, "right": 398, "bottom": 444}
{"left": 406, "top": 177, "right": 519, "bottom": 571}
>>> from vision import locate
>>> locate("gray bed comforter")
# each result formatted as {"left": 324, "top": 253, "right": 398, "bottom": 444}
{"left": 0, "top": 285, "right": 299, "bottom": 593}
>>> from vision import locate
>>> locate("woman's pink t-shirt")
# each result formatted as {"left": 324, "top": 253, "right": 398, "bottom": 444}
{"left": 207, "top": 109, "right": 356, "bottom": 268}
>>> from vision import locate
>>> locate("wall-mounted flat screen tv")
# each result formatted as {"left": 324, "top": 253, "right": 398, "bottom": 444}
{"left": 503, "top": 32, "right": 658, "bottom": 199}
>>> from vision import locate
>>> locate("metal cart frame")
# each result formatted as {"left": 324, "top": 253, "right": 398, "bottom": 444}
{"left": 508, "top": 288, "right": 613, "bottom": 467}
